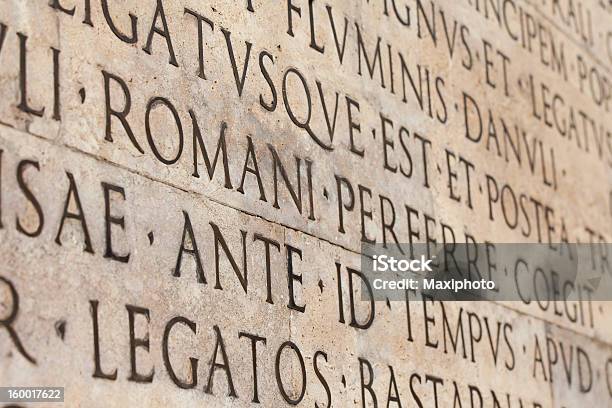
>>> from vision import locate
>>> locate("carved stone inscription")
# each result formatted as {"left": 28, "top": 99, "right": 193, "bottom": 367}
{"left": 0, "top": 0, "right": 611, "bottom": 407}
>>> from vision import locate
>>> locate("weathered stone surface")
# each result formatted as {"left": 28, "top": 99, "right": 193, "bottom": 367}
{"left": 0, "top": 0, "right": 610, "bottom": 406}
